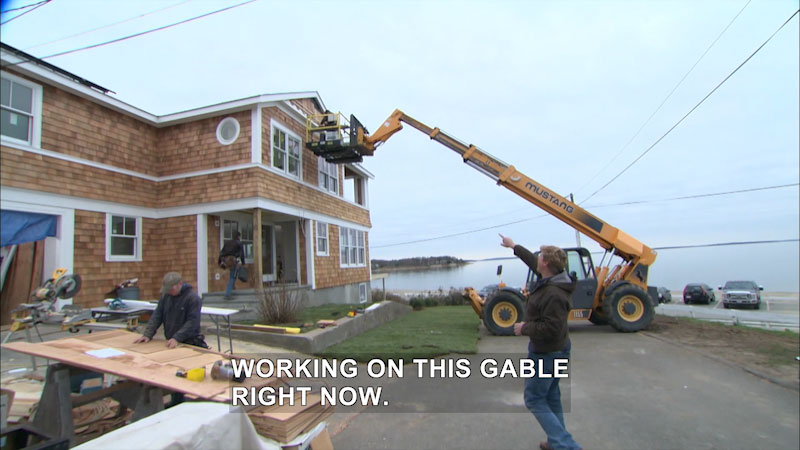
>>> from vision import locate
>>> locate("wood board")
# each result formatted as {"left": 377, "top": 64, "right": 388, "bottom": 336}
{"left": 1, "top": 330, "right": 271, "bottom": 400}
{"left": 247, "top": 393, "right": 334, "bottom": 443}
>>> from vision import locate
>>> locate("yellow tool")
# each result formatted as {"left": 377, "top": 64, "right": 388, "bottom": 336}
{"left": 175, "top": 367, "right": 206, "bottom": 382}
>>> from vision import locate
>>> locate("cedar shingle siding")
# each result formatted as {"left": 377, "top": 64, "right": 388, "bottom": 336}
{"left": 1, "top": 62, "right": 371, "bottom": 308}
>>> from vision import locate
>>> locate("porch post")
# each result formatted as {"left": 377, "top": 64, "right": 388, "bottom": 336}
{"left": 254, "top": 209, "right": 263, "bottom": 293}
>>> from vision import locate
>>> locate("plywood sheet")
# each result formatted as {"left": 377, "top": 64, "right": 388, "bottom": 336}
{"left": 148, "top": 348, "right": 199, "bottom": 363}
{"left": 1, "top": 337, "right": 258, "bottom": 400}
{"left": 167, "top": 353, "right": 224, "bottom": 371}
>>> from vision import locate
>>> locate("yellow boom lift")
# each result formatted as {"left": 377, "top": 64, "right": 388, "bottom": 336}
{"left": 306, "top": 110, "right": 658, "bottom": 333}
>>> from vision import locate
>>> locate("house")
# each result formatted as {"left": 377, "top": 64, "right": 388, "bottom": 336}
{"left": 0, "top": 43, "right": 374, "bottom": 323}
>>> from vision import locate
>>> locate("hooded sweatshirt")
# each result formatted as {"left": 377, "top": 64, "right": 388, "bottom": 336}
{"left": 143, "top": 283, "right": 202, "bottom": 343}
{"left": 514, "top": 245, "right": 576, "bottom": 353}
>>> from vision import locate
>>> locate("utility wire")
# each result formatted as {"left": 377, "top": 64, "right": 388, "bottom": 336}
{"left": 22, "top": 0, "right": 195, "bottom": 51}
{"left": 581, "top": 8, "right": 800, "bottom": 205}
{"left": 1, "top": 0, "right": 49, "bottom": 13}
{"left": 653, "top": 238, "right": 798, "bottom": 251}
{"left": 371, "top": 182, "right": 798, "bottom": 248}
{"left": 574, "top": 0, "right": 752, "bottom": 197}
{"left": 0, "top": 0, "right": 51, "bottom": 25}
{"left": 21, "top": 0, "right": 257, "bottom": 61}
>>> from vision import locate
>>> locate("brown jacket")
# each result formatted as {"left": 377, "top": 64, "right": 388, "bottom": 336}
{"left": 514, "top": 245, "right": 574, "bottom": 353}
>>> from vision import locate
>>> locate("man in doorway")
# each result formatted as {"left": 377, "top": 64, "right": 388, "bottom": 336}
{"left": 219, "top": 231, "right": 245, "bottom": 300}
{"left": 500, "top": 234, "right": 581, "bottom": 450}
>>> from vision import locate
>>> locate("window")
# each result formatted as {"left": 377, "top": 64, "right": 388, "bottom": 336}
{"left": 1, "top": 72, "right": 41, "bottom": 146}
{"left": 222, "top": 219, "right": 253, "bottom": 263}
{"left": 316, "top": 221, "right": 329, "bottom": 256}
{"left": 359, "top": 283, "right": 367, "bottom": 304}
{"left": 318, "top": 157, "right": 338, "bottom": 194}
{"left": 106, "top": 214, "right": 142, "bottom": 261}
{"left": 339, "top": 226, "right": 366, "bottom": 267}
{"left": 216, "top": 117, "right": 240, "bottom": 145}
{"left": 272, "top": 124, "right": 301, "bottom": 178}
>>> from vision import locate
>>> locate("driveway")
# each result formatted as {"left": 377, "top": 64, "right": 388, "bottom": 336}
{"left": 329, "top": 322, "right": 799, "bottom": 450}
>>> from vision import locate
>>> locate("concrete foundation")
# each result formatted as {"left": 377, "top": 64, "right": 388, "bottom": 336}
{"left": 206, "top": 301, "right": 411, "bottom": 354}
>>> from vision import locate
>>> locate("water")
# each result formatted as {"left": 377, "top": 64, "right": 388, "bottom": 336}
{"left": 376, "top": 259, "right": 531, "bottom": 292}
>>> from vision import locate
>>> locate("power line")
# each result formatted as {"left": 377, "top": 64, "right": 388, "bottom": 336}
{"left": 371, "top": 182, "right": 798, "bottom": 249}
{"left": 22, "top": 0, "right": 195, "bottom": 51}
{"left": 1, "top": 0, "right": 48, "bottom": 13}
{"left": 653, "top": 238, "right": 798, "bottom": 251}
{"left": 10, "top": 0, "right": 257, "bottom": 61}
{"left": 0, "top": 0, "right": 50, "bottom": 25}
{"left": 581, "top": 8, "right": 800, "bottom": 205}
{"left": 574, "top": 0, "right": 752, "bottom": 197}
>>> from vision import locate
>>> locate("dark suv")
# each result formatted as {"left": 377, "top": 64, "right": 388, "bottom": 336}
{"left": 683, "top": 283, "right": 715, "bottom": 304}
{"left": 719, "top": 280, "right": 763, "bottom": 309}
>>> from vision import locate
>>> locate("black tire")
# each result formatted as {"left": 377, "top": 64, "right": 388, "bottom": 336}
{"left": 55, "top": 274, "right": 82, "bottom": 299}
{"left": 602, "top": 285, "right": 655, "bottom": 332}
{"left": 482, "top": 291, "right": 524, "bottom": 336}
{"left": 753, "top": 302, "right": 761, "bottom": 310}
{"left": 723, "top": 303, "right": 729, "bottom": 309}
{"left": 588, "top": 308, "right": 609, "bottom": 325}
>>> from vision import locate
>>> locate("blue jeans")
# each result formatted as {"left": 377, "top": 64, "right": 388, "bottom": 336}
{"left": 524, "top": 341, "right": 580, "bottom": 450}
{"left": 225, "top": 265, "right": 238, "bottom": 297}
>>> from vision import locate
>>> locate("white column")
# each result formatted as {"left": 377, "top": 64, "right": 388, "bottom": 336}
{"left": 196, "top": 214, "right": 208, "bottom": 295}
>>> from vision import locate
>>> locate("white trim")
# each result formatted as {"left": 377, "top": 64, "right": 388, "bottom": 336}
{"left": 105, "top": 213, "right": 142, "bottom": 262}
{"left": 1, "top": 186, "right": 371, "bottom": 231}
{"left": 197, "top": 214, "right": 208, "bottom": 295}
{"left": 1, "top": 140, "right": 371, "bottom": 210}
{"left": 1, "top": 70, "right": 43, "bottom": 148}
{"left": 294, "top": 221, "right": 301, "bottom": 286}
{"left": 305, "top": 219, "right": 315, "bottom": 290}
{"left": 251, "top": 107, "right": 262, "bottom": 164}
{"left": 0, "top": 199, "right": 74, "bottom": 276}
{"left": 315, "top": 221, "right": 329, "bottom": 256}
{"left": 215, "top": 117, "right": 240, "bottom": 145}
{"left": 338, "top": 226, "right": 367, "bottom": 268}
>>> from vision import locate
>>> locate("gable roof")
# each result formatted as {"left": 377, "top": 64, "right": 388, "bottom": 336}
{"left": 0, "top": 42, "right": 325, "bottom": 126}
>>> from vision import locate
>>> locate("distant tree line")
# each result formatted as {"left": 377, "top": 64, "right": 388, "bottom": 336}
{"left": 371, "top": 256, "right": 467, "bottom": 271}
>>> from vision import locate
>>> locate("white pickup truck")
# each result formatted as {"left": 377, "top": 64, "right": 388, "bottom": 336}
{"left": 718, "top": 280, "right": 764, "bottom": 309}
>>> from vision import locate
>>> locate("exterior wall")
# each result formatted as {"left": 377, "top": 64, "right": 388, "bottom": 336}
{"left": 0, "top": 146, "right": 159, "bottom": 207}
{"left": 289, "top": 98, "right": 320, "bottom": 118}
{"left": 40, "top": 82, "right": 159, "bottom": 174}
{"left": 314, "top": 227, "right": 370, "bottom": 290}
{"left": 306, "top": 283, "right": 372, "bottom": 308}
{"left": 72, "top": 211, "right": 196, "bottom": 307}
{"left": 157, "top": 110, "right": 252, "bottom": 177}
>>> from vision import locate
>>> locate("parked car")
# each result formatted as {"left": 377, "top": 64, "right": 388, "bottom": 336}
{"left": 719, "top": 280, "right": 763, "bottom": 309}
{"left": 657, "top": 286, "right": 672, "bottom": 304}
{"left": 683, "top": 283, "right": 715, "bottom": 304}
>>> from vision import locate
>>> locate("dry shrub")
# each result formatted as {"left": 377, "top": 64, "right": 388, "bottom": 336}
{"left": 256, "top": 284, "right": 307, "bottom": 324}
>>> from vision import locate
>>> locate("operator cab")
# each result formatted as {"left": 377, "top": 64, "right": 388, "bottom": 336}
{"left": 525, "top": 247, "right": 597, "bottom": 310}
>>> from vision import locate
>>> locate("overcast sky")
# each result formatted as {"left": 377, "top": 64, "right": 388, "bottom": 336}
{"left": 2, "top": 0, "right": 798, "bottom": 291}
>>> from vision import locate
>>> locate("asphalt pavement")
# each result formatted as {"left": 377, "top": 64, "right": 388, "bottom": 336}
{"left": 328, "top": 322, "right": 800, "bottom": 450}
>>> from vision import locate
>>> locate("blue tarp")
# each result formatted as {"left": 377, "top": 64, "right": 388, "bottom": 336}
{"left": 1, "top": 210, "right": 57, "bottom": 247}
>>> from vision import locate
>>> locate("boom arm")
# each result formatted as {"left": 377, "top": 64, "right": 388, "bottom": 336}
{"left": 307, "top": 109, "right": 656, "bottom": 289}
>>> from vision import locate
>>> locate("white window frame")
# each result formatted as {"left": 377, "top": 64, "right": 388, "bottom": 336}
{"left": 0, "top": 71, "right": 43, "bottom": 148}
{"left": 339, "top": 226, "right": 366, "bottom": 268}
{"left": 105, "top": 214, "right": 142, "bottom": 262}
{"left": 316, "top": 221, "right": 329, "bottom": 256}
{"left": 270, "top": 121, "right": 302, "bottom": 179}
{"left": 359, "top": 283, "right": 367, "bottom": 304}
{"left": 216, "top": 117, "right": 240, "bottom": 145}
{"left": 318, "top": 157, "right": 339, "bottom": 194}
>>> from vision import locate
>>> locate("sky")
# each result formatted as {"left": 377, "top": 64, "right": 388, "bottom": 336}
{"left": 1, "top": 0, "right": 798, "bottom": 291}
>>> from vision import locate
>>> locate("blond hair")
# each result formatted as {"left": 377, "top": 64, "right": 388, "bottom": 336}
{"left": 539, "top": 245, "right": 567, "bottom": 273}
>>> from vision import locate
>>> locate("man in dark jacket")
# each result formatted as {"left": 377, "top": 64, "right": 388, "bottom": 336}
{"left": 500, "top": 234, "right": 581, "bottom": 450}
{"left": 134, "top": 272, "right": 207, "bottom": 349}
{"left": 219, "top": 232, "right": 245, "bottom": 300}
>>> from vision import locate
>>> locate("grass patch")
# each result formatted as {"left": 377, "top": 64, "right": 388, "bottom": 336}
{"left": 676, "top": 316, "right": 799, "bottom": 336}
{"left": 317, "top": 305, "right": 480, "bottom": 362}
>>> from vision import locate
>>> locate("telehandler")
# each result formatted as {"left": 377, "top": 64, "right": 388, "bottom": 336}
{"left": 306, "top": 110, "right": 658, "bottom": 333}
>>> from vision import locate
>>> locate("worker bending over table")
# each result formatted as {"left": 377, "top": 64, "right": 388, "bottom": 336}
{"left": 134, "top": 272, "right": 209, "bottom": 349}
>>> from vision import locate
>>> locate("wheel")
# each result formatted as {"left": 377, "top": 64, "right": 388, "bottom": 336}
{"left": 723, "top": 303, "right": 729, "bottom": 309}
{"left": 55, "top": 274, "right": 82, "bottom": 299}
{"left": 602, "top": 285, "right": 655, "bottom": 332}
{"left": 482, "top": 291, "right": 524, "bottom": 336}
{"left": 588, "top": 308, "right": 609, "bottom": 325}
{"left": 753, "top": 302, "right": 761, "bottom": 310}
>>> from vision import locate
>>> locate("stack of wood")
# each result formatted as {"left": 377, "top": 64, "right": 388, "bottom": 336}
{"left": 247, "top": 393, "right": 334, "bottom": 443}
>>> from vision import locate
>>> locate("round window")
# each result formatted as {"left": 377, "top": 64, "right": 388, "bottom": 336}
{"left": 216, "top": 117, "right": 240, "bottom": 145}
